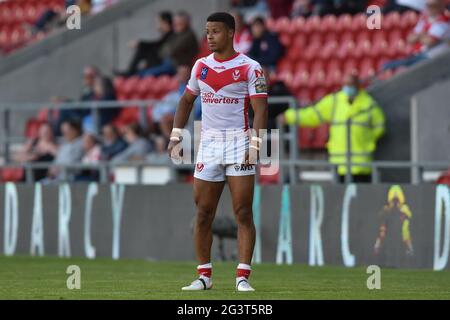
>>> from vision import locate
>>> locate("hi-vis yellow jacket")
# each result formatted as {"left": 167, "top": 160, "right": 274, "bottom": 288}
{"left": 285, "top": 89, "right": 386, "bottom": 175}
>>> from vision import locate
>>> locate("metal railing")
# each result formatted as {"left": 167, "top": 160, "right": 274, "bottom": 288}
{"left": 0, "top": 97, "right": 449, "bottom": 185}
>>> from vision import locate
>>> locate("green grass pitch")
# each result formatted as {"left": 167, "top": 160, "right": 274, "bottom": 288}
{"left": 0, "top": 256, "right": 449, "bottom": 300}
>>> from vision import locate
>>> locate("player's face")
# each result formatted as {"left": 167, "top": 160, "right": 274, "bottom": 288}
{"left": 206, "top": 21, "right": 233, "bottom": 52}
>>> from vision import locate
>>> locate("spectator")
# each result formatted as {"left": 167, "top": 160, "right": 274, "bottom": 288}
{"left": 382, "top": 0, "right": 450, "bottom": 71}
{"left": 115, "top": 11, "right": 175, "bottom": 77}
{"left": 291, "top": 0, "right": 314, "bottom": 18}
{"left": 82, "top": 75, "right": 118, "bottom": 133}
{"left": 76, "top": 133, "right": 101, "bottom": 181}
{"left": 14, "top": 122, "right": 58, "bottom": 181}
{"left": 32, "top": 0, "right": 91, "bottom": 36}
{"left": 48, "top": 120, "right": 84, "bottom": 180}
{"left": 150, "top": 65, "right": 199, "bottom": 141}
{"left": 140, "top": 11, "right": 198, "bottom": 77}
{"left": 282, "top": 73, "right": 386, "bottom": 183}
{"left": 101, "top": 124, "right": 128, "bottom": 160}
{"left": 231, "top": 11, "right": 253, "bottom": 54}
{"left": 382, "top": 0, "right": 425, "bottom": 14}
{"left": 248, "top": 17, "right": 284, "bottom": 70}
{"left": 54, "top": 66, "right": 98, "bottom": 134}
{"left": 111, "top": 123, "right": 150, "bottom": 163}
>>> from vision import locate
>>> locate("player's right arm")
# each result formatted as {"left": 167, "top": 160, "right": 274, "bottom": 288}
{"left": 167, "top": 90, "right": 197, "bottom": 159}
{"left": 168, "top": 60, "right": 200, "bottom": 159}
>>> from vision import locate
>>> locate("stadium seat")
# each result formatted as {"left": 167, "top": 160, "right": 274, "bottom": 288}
{"left": 335, "top": 14, "right": 353, "bottom": 34}
{"left": 0, "top": 168, "right": 24, "bottom": 183}
{"left": 311, "top": 124, "right": 329, "bottom": 149}
{"left": 436, "top": 169, "right": 450, "bottom": 185}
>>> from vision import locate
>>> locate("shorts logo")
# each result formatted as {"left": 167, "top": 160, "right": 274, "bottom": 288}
{"left": 200, "top": 67, "right": 209, "bottom": 80}
{"left": 235, "top": 164, "right": 254, "bottom": 172}
{"left": 232, "top": 69, "right": 241, "bottom": 81}
{"left": 196, "top": 163, "right": 204, "bottom": 172}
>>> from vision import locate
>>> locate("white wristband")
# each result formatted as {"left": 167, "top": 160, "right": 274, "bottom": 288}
{"left": 172, "top": 128, "right": 182, "bottom": 134}
{"left": 251, "top": 136, "right": 263, "bottom": 144}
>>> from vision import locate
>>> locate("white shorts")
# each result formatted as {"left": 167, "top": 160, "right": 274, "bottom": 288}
{"left": 194, "top": 133, "right": 256, "bottom": 182}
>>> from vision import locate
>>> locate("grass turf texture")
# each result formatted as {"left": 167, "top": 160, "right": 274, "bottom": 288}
{"left": 0, "top": 256, "right": 449, "bottom": 300}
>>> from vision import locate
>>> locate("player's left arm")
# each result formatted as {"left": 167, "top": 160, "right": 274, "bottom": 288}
{"left": 247, "top": 64, "right": 269, "bottom": 164}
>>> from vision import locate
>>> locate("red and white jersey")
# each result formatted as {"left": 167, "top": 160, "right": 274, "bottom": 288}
{"left": 186, "top": 52, "right": 268, "bottom": 134}
{"left": 412, "top": 12, "right": 450, "bottom": 57}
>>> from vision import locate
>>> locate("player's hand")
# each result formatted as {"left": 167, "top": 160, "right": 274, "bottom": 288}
{"left": 243, "top": 141, "right": 259, "bottom": 165}
{"left": 167, "top": 136, "right": 183, "bottom": 161}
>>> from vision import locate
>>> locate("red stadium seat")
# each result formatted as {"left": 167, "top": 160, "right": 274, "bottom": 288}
{"left": 335, "top": 14, "right": 353, "bottom": 34}
{"left": 295, "top": 89, "right": 312, "bottom": 105}
{"left": 291, "top": 16, "right": 306, "bottom": 34}
{"left": 304, "top": 15, "right": 322, "bottom": 34}
{"left": 0, "top": 168, "right": 25, "bottom": 183}
{"left": 350, "top": 13, "right": 367, "bottom": 32}
{"left": 298, "top": 127, "right": 315, "bottom": 150}
{"left": 436, "top": 169, "right": 450, "bottom": 185}
{"left": 318, "top": 41, "right": 338, "bottom": 61}
{"left": 311, "top": 124, "right": 329, "bottom": 149}
{"left": 321, "top": 15, "right": 338, "bottom": 34}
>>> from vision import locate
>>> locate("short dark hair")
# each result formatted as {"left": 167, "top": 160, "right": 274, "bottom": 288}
{"left": 159, "top": 11, "right": 172, "bottom": 26}
{"left": 207, "top": 12, "right": 235, "bottom": 31}
{"left": 62, "top": 119, "right": 82, "bottom": 135}
{"left": 252, "top": 16, "right": 266, "bottom": 27}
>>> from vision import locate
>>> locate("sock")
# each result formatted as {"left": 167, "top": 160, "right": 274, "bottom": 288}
{"left": 197, "top": 263, "right": 212, "bottom": 282}
{"left": 236, "top": 263, "right": 251, "bottom": 284}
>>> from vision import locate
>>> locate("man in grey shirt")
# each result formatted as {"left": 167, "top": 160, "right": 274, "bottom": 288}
{"left": 111, "top": 123, "right": 150, "bottom": 163}
{"left": 49, "top": 120, "right": 84, "bottom": 180}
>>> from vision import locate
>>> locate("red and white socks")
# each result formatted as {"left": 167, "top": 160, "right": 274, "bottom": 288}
{"left": 236, "top": 263, "right": 252, "bottom": 285}
{"left": 197, "top": 263, "right": 212, "bottom": 286}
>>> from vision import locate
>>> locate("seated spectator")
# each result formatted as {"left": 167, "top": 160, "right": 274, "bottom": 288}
{"left": 291, "top": 0, "right": 314, "bottom": 18}
{"left": 82, "top": 75, "right": 118, "bottom": 133}
{"left": 150, "top": 65, "right": 199, "bottom": 140}
{"left": 14, "top": 122, "right": 58, "bottom": 181}
{"left": 382, "top": 0, "right": 450, "bottom": 72}
{"left": 111, "top": 123, "right": 151, "bottom": 163}
{"left": 54, "top": 66, "right": 98, "bottom": 134}
{"left": 383, "top": 0, "right": 425, "bottom": 14}
{"left": 32, "top": 0, "right": 91, "bottom": 36}
{"left": 115, "top": 11, "right": 174, "bottom": 77}
{"left": 248, "top": 17, "right": 284, "bottom": 71}
{"left": 101, "top": 124, "right": 128, "bottom": 160}
{"left": 140, "top": 11, "right": 198, "bottom": 77}
{"left": 76, "top": 133, "right": 101, "bottom": 181}
{"left": 231, "top": 11, "right": 253, "bottom": 54}
{"left": 48, "top": 120, "right": 84, "bottom": 180}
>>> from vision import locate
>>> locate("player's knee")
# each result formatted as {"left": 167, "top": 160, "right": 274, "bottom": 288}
{"left": 234, "top": 206, "right": 253, "bottom": 226}
{"left": 196, "top": 206, "right": 215, "bottom": 227}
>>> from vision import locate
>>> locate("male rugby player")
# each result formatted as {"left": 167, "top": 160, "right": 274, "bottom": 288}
{"left": 168, "top": 12, "right": 268, "bottom": 292}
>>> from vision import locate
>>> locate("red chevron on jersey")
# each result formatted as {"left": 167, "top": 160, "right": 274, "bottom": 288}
{"left": 196, "top": 62, "right": 250, "bottom": 93}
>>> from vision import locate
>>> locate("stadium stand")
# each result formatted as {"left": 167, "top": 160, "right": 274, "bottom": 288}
{"left": 0, "top": 0, "right": 118, "bottom": 55}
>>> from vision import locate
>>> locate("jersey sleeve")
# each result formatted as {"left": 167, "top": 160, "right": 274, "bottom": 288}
{"left": 247, "top": 62, "right": 268, "bottom": 99}
{"left": 428, "top": 21, "right": 450, "bottom": 41}
{"left": 186, "top": 60, "right": 200, "bottom": 96}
